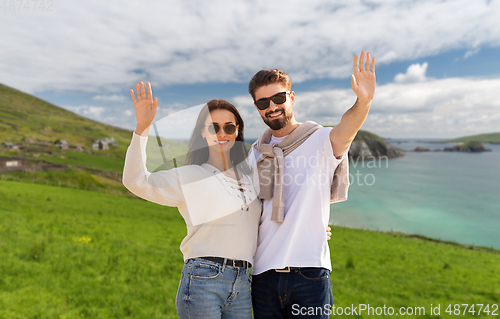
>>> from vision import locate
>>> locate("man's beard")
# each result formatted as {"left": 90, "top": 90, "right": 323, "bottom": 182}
{"left": 262, "top": 108, "right": 293, "bottom": 130}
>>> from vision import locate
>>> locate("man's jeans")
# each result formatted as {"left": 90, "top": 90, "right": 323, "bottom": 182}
{"left": 175, "top": 258, "right": 253, "bottom": 319}
{"left": 252, "top": 267, "right": 333, "bottom": 318}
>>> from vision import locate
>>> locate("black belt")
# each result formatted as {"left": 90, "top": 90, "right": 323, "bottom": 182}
{"left": 199, "top": 257, "right": 252, "bottom": 268}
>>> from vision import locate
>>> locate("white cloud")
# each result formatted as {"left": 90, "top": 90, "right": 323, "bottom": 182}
{"left": 65, "top": 105, "right": 106, "bottom": 118}
{"left": 2, "top": 0, "right": 499, "bottom": 139}
{"left": 464, "top": 47, "right": 481, "bottom": 59}
{"left": 1, "top": 0, "right": 500, "bottom": 94}
{"left": 92, "top": 95, "right": 126, "bottom": 101}
{"left": 341, "top": 76, "right": 500, "bottom": 138}
{"left": 394, "top": 63, "right": 428, "bottom": 83}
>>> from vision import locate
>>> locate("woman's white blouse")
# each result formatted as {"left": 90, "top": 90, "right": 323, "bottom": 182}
{"left": 122, "top": 132, "right": 261, "bottom": 263}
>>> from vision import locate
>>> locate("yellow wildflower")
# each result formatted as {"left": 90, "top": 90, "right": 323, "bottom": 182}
{"left": 72, "top": 236, "right": 91, "bottom": 244}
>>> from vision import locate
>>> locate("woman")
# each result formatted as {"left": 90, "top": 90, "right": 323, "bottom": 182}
{"left": 123, "top": 82, "right": 260, "bottom": 318}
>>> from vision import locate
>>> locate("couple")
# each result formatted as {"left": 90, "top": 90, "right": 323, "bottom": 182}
{"left": 123, "top": 51, "right": 376, "bottom": 318}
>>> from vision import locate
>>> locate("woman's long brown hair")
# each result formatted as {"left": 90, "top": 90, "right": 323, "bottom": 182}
{"left": 185, "top": 100, "right": 251, "bottom": 174}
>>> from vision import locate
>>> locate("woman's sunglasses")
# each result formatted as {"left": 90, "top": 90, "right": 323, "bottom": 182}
{"left": 206, "top": 123, "right": 237, "bottom": 135}
{"left": 254, "top": 91, "right": 291, "bottom": 110}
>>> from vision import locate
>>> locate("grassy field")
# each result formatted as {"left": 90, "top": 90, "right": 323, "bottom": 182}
{"left": 329, "top": 228, "right": 500, "bottom": 317}
{"left": 1, "top": 180, "right": 499, "bottom": 318}
{"left": 34, "top": 152, "right": 128, "bottom": 175}
{"left": 0, "top": 180, "right": 186, "bottom": 319}
{"left": 0, "top": 168, "right": 129, "bottom": 197}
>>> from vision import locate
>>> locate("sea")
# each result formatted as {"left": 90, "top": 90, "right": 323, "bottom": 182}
{"left": 329, "top": 139, "right": 500, "bottom": 249}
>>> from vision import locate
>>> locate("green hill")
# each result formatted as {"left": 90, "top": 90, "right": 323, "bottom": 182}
{"left": 1, "top": 180, "right": 499, "bottom": 318}
{"left": 0, "top": 83, "right": 131, "bottom": 153}
{"left": 0, "top": 83, "right": 188, "bottom": 192}
{"left": 443, "top": 132, "right": 500, "bottom": 144}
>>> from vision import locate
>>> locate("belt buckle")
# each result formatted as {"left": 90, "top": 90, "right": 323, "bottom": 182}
{"left": 232, "top": 260, "right": 239, "bottom": 268}
{"left": 275, "top": 267, "right": 291, "bottom": 273}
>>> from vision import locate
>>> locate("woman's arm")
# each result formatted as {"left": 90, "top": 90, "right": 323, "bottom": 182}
{"left": 122, "top": 82, "right": 184, "bottom": 207}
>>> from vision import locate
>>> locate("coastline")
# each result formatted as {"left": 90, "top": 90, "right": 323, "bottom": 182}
{"left": 329, "top": 223, "right": 500, "bottom": 255}
{"left": 331, "top": 142, "right": 500, "bottom": 251}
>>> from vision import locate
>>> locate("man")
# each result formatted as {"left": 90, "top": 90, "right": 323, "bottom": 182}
{"left": 247, "top": 52, "right": 376, "bottom": 318}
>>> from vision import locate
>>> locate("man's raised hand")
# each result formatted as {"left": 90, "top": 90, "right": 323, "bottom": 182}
{"left": 351, "top": 51, "right": 376, "bottom": 102}
{"left": 130, "top": 81, "right": 158, "bottom": 133}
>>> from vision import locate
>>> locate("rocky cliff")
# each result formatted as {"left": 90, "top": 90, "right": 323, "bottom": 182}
{"left": 348, "top": 130, "right": 405, "bottom": 160}
{"left": 443, "top": 141, "right": 491, "bottom": 153}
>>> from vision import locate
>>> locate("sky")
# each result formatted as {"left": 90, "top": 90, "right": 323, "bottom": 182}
{"left": 1, "top": 0, "right": 500, "bottom": 139}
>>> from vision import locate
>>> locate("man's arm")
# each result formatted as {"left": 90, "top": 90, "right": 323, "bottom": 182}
{"left": 330, "top": 51, "right": 376, "bottom": 158}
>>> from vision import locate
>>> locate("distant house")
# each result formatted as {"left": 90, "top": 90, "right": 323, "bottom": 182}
{"left": 92, "top": 137, "right": 116, "bottom": 150}
{"left": 92, "top": 141, "right": 108, "bottom": 150}
{"left": 76, "top": 144, "right": 85, "bottom": 152}
{"left": 0, "top": 156, "right": 31, "bottom": 173}
{"left": 54, "top": 140, "right": 69, "bottom": 150}
{"left": 99, "top": 140, "right": 109, "bottom": 150}
{"left": 103, "top": 137, "right": 118, "bottom": 146}
{"left": 2, "top": 142, "right": 20, "bottom": 150}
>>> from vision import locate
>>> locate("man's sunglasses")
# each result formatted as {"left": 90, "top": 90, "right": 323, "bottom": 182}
{"left": 206, "top": 123, "right": 237, "bottom": 135}
{"left": 254, "top": 91, "right": 291, "bottom": 110}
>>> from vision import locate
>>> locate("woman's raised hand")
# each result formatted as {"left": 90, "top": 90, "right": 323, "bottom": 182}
{"left": 130, "top": 82, "right": 158, "bottom": 133}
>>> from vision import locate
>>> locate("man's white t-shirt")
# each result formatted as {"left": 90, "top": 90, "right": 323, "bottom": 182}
{"left": 248, "top": 127, "right": 347, "bottom": 275}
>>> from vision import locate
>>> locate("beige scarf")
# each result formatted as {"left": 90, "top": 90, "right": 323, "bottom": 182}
{"left": 253, "top": 121, "right": 349, "bottom": 223}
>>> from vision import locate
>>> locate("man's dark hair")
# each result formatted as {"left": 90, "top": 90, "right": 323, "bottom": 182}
{"left": 248, "top": 69, "right": 292, "bottom": 101}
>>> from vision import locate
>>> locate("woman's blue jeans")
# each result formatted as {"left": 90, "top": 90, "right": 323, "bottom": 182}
{"left": 175, "top": 258, "right": 253, "bottom": 319}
